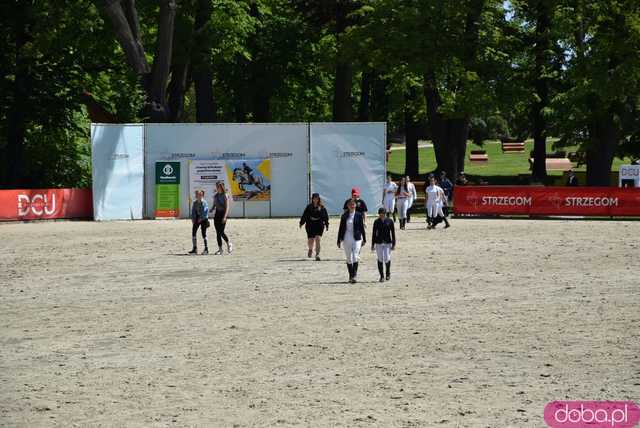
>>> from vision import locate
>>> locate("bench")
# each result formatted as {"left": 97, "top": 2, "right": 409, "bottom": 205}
{"left": 469, "top": 150, "right": 488, "bottom": 163}
{"left": 528, "top": 157, "right": 573, "bottom": 171}
{"left": 501, "top": 140, "right": 525, "bottom": 153}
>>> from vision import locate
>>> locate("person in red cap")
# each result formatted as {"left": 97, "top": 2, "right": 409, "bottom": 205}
{"left": 343, "top": 187, "right": 368, "bottom": 222}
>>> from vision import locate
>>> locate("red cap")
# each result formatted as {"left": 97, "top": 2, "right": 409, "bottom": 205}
{"left": 351, "top": 187, "right": 360, "bottom": 196}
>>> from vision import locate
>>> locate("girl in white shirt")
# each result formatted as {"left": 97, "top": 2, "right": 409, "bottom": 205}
{"left": 425, "top": 175, "right": 450, "bottom": 229}
{"left": 382, "top": 175, "right": 398, "bottom": 220}
{"left": 406, "top": 176, "right": 417, "bottom": 223}
{"left": 396, "top": 177, "right": 411, "bottom": 230}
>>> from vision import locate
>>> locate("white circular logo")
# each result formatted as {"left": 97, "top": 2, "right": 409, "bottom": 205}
{"left": 163, "top": 164, "right": 174, "bottom": 176}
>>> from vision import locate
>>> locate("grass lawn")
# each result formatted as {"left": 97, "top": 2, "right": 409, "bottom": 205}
{"left": 388, "top": 140, "right": 632, "bottom": 185}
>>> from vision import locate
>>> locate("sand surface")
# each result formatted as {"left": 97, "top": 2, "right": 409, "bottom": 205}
{"left": 1, "top": 217, "right": 639, "bottom": 427}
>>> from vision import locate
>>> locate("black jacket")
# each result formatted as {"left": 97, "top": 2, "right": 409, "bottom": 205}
{"left": 343, "top": 198, "right": 368, "bottom": 214}
{"left": 372, "top": 217, "right": 396, "bottom": 246}
{"left": 299, "top": 204, "right": 329, "bottom": 228}
{"left": 337, "top": 211, "right": 366, "bottom": 244}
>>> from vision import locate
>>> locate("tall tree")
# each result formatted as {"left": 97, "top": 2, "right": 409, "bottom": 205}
{"left": 97, "top": 0, "right": 177, "bottom": 122}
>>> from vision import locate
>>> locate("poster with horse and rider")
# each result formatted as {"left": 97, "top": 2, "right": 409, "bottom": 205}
{"left": 226, "top": 159, "right": 271, "bottom": 201}
{"left": 189, "top": 159, "right": 271, "bottom": 206}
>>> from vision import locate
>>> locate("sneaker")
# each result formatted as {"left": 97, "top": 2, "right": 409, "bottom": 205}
{"left": 308, "top": 249, "right": 313, "bottom": 258}
{"left": 214, "top": 248, "right": 223, "bottom": 255}
{"left": 202, "top": 248, "right": 208, "bottom": 255}
{"left": 315, "top": 255, "right": 321, "bottom": 261}
{"left": 188, "top": 248, "right": 197, "bottom": 254}
{"left": 227, "top": 242, "right": 233, "bottom": 254}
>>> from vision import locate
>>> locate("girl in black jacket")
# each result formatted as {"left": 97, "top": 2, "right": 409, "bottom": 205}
{"left": 299, "top": 193, "right": 329, "bottom": 261}
{"left": 337, "top": 198, "right": 366, "bottom": 283}
{"left": 371, "top": 207, "right": 396, "bottom": 282}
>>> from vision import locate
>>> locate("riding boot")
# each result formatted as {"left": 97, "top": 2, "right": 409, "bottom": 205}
{"left": 377, "top": 261, "right": 384, "bottom": 282}
{"left": 347, "top": 263, "right": 353, "bottom": 281}
{"left": 385, "top": 262, "right": 391, "bottom": 280}
{"left": 444, "top": 216, "right": 450, "bottom": 228}
{"left": 352, "top": 262, "right": 359, "bottom": 282}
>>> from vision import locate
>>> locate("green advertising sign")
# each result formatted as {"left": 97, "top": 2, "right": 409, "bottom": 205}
{"left": 155, "top": 162, "right": 180, "bottom": 217}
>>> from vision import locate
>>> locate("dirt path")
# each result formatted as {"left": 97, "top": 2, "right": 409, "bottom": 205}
{"left": 1, "top": 218, "right": 638, "bottom": 427}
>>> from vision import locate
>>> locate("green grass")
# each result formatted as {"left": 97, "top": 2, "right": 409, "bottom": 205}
{"left": 388, "top": 140, "right": 631, "bottom": 184}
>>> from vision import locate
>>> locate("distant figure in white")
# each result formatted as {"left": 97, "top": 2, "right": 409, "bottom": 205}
{"left": 425, "top": 175, "right": 450, "bottom": 229}
{"left": 405, "top": 176, "right": 417, "bottom": 223}
{"left": 396, "top": 176, "right": 411, "bottom": 230}
{"left": 382, "top": 175, "right": 398, "bottom": 221}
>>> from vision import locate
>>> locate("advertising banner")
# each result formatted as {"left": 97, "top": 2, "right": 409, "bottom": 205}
{"left": 310, "top": 122, "right": 386, "bottom": 215}
{"left": 454, "top": 186, "right": 640, "bottom": 217}
{"left": 0, "top": 189, "right": 93, "bottom": 221}
{"left": 91, "top": 124, "right": 144, "bottom": 220}
{"left": 619, "top": 164, "right": 640, "bottom": 187}
{"left": 189, "top": 159, "right": 271, "bottom": 206}
{"left": 155, "top": 161, "right": 180, "bottom": 217}
{"left": 143, "top": 123, "right": 307, "bottom": 217}
{"left": 226, "top": 159, "right": 271, "bottom": 201}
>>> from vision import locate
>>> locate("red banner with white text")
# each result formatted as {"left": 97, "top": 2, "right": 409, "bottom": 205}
{"left": 0, "top": 189, "right": 93, "bottom": 221}
{"left": 454, "top": 186, "right": 640, "bottom": 216}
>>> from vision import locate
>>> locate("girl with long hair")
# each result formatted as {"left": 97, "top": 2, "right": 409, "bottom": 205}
{"left": 299, "top": 193, "right": 329, "bottom": 261}
{"left": 213, "top": 181, "right": 233, "bottom": 254}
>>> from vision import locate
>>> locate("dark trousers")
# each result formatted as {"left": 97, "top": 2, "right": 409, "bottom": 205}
{"left": 192, "top": 222, "right": 207, "bottom": 239}
{"left": 214, "top": 215, "right": 229, "bottom": 247}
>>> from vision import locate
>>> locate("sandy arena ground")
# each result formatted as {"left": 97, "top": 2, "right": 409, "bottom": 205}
{"left": 1, "top": 217, "right": 639, "bottom": 427}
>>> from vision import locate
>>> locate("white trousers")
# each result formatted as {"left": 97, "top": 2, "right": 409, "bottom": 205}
{"left": 383, "top": 195, "right": 396, "bottom": 213}
{"left": 427, "top": 201, "right": 445, "bottom": 218}
{"left": 375, "top": 243, "right": 392, "bottom": 263}
{"left": 343, "top": 236, "right": 362, "bottom": 264}
{"left": 397, "top": 198, "right": 409, "bottom": 219}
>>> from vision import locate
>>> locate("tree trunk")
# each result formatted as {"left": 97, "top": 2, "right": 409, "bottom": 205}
{"left": 404, "top": 89, "right": 420, "bottom": 178}
{"left": 586, "top": 118, "right": 618, "bottom": 186}
{"left": 167, "top": 62, "right": 189, "bottom": 122}
{"left": 194, "top": 70, "right": 217, "bottom": 122}
{"left": 424, "top": 73, "right": 469, "bottom": 181}
{"left": 333, "top": 61, "right": 353, "bottom": 121}
{"left": 357, "top": 70, "right": 372, "bottom": 121}
{"left": 370, "top": 74, "right": 388, "bottom": 122}
{"left": 332, "top": 2, "right": 352, "bottom": 122}
{"left": 191, "top": 0, "right": 216, "bottom": 122}
{"left": 5, "top": 2, "right": 31, "bottom": 187}
{"left": 148, "top": 0, "right": 176, "bottom": 122}
{"left": 530, "top": 0, "right": 551, "bottom": 182}
{"left": 101, "top": 0, "right": 150, "bottom": 75}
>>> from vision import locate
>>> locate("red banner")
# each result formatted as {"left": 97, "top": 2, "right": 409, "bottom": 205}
{"left": 0, "top": 188, "right": 93, "bottom": 221}
{"left": 454, "top": 186, "right": 640, "bottom": 216}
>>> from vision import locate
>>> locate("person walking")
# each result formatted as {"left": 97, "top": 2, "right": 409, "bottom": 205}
{"left": 371, "top": 207, "right": 396, "bottom": 282}
{"left": 382, "top": 175, "right": 398, "bottom": 220}
{"left": 343, "top": 187, "right": 368, "bottom": 222}
{"left": 189, "top": 189, "right": 210, "bottom": 254}
{"left": 337, "top": 198, "right": 366, "bottom": 283}
{"left": 406, "top": 176, "right": 417, "bottom": 223}
{"left": 299, "top": 193, "right": 329, "bottom": 261}
{"left": 426, "top": 175, "right": 450, "bottom": 229}
{"left": 396, "top": 177, "right": 411, "bottom": 230}
{"left": 213, "top": 181, "right": 233, "bottom": 255}
{"left": 439, "top": 171, "right": 453, "bottom": 216}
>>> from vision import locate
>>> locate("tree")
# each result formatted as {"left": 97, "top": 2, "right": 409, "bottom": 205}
{"left": 97, "top": 0, "right": 177, "bottom": 122}
{"left": 553, "top": 0, "right": 640, "bottom": 185}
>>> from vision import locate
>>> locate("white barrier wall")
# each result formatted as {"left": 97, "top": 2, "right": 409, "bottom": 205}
{"left": 144, "top": 123, "right": 309, "bottom": 218}
{"left": 91, "top": 124, "right": 144, "bottom": 220}
{"left": 310, "top": 122, "right": 386, "bottom": 215}
{"left": 91, "top": 122, "right": 386, "bottom": 219}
